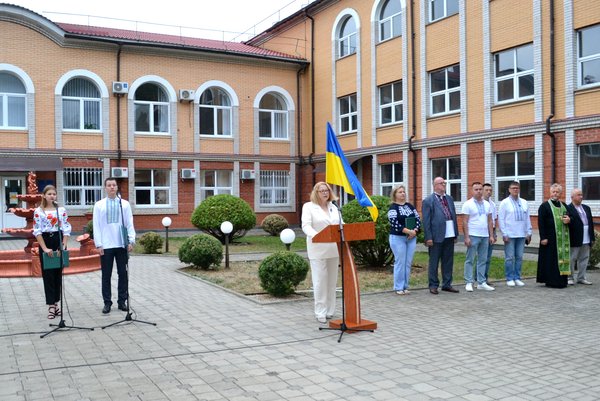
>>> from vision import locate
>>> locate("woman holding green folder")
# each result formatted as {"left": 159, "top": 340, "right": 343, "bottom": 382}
{"left": 33, "top": 185, "right": 71, "bottom": 319}
{"left": 388, "top": 185, "right": 421, "bottom": 295}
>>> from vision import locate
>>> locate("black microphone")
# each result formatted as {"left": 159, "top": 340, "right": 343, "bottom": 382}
{"left": 331, "top": 200, "right": 339, "bottom": 208}
{"left": 52, "top": 201, "right": 59, "bottom": 207}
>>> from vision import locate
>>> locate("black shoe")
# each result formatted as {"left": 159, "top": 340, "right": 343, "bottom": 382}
{"left": 118, "top": 303, "right": 128, "bottom": 311}
{"left": 102, "top": 304, "right": 111, "bottom": 314}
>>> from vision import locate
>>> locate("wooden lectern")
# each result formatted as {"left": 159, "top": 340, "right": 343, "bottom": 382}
{"left": 313, "top": 222, "right": 378, "bottom": 331}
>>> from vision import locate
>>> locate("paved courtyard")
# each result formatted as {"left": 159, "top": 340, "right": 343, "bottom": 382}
{"left": 1, "top": 252, "right": 599, "bottom": 401}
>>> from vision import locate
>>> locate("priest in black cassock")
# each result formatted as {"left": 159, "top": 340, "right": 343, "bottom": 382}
{"left": 537, "top": 183, "right": 571, "bottom": 288}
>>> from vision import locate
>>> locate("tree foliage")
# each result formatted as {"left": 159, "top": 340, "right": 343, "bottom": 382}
{"left": 191, "top": 195, "right": 256, "bottom": 243}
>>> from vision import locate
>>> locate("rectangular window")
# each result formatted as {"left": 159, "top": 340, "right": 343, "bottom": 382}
{"left": 494, "top": 44, "right": 534, "bottom": 103}
{"left": 259, "top": 110, "right": 288, "bottom": 139}
{"left": 63, "top": 168, "right": 103, "bottom": 207}
{"left": 339, "top": 94, "right": 358, "bottom": 134}
{"left": 135, "top": 169, "right": 170, "bottom": 206}
{"left": 430, "top": 64, "right": 460, "bottom": 116}
{"left": 260, "top": 170, "right": 289, "bottom": 206}
{"left": 380, "top": 163, "right": 403, "bottom": 197}
{"left": 495, "top": 150, "right": 535, "bottom": 200}
{"left": 579, "top": 143, "right": 600, "bottom": 200}
{"left": 430, "top": 0, "right": 458, "bottom": 22}
{"left": 379, "top": 81, "right": 403, "bottom": 126}
{"left": 578, "top": 24, "right": 600, "bottom": 87}
{"left": 200, "top": 106, "right": 232, "bottom": 136}
{"left": 135, "top": 102, "right": 169, "bottom": 134}
{"left": 431, "top": 158, "right": 461, "bottom": 201}
{"left": 200, "top": 170, "right": 233, "bottom": 200}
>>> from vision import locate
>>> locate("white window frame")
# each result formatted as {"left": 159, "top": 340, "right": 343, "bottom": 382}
{"left": 430, "top": 0, "right": 458, "bottom": 23}
{"left": 431, "top": 157, "right": 461, "bottom": 201}
{"left": 579, "top": 143, "right": 600, "bottom": 201}
{"left": 134, "top": 169, "right": 171, "bottom": 207}
{"left": 134, "top": 84, "right": 170, "bottom": 135}
{"left": 379, "top": 0, "right": 402, "bottom": 42}
{"left": 259, "top": 170, "right": 290, "bottom": 206}
{"left": 429, "top": 64, "right": 460, "bottom": 116}
{"left": 577, "top": 24, "right": 600, "bottom": 88}
{"left": 494, "top": 44, "right": 534, "bottom": 104}
{"left": 380, "top": 163, "right": 403, "bottom": 197}
{"left": 200, "top": 170, "right": 233, "bottom": 200}
{"left": 258, "top": 109, "right": 288, "bottom": 140}
{"left": 339, "top": 94, "right": 358, "bottom": 134}
{"left": 338, "top": 17, "right": 357, "bottom": 58}
{"left": 495, "top": 150, "right": 536, "bottom": 201}
{"left": 0, "top": 73, "right": 26, "bottom": 130}
{"left": 63, "top": 168, "right": 103, "bottom": 207}
{"left": 61, "top": 78, "right": 101, "bottom": 132}
{"left": 199, "top": 88, "right": 232, "bottom": 137}
{"left": 379, "top": 81, "right": 403, "bottom": 126}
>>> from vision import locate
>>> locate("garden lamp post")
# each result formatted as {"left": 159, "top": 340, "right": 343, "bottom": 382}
{"left": 220, "top": 221, "right": 233, "bottom": 268}
{"left": 162, "top": 217, "right": 172, "bottom": 253}
{"left": 280, "top": 228, "right": 296, "bottom": 251}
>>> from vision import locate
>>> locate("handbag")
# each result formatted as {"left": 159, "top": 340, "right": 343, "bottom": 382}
{"left": 42, "top": 250, "right": 70, "bottom": 269}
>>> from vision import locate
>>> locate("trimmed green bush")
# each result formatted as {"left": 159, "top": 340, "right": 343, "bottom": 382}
{"left": 85, "top": 220, "right": 93, "bottom": 239}
{"left": 138, "top": 231, "right": 164, "bottom": 254}
{"left": 178, "top": 234, "right": 223, "bottom": 269}
{"left": 261, "top": 214, "right": 289, "bottom": 236}
{"left": 258, "top": 251, "right": 309, "bottom": 297}
{"left": 589, "top": 230, "right": 600, "bottom": 269}
{"left": 341, "top": 195, "right": 392, "bottom": 268}
{"left": 191, "top": 194, "right": 256, "bottom": 243}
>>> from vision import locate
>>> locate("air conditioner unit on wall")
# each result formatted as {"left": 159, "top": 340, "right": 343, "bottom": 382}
{"left": 179, "top": 89, "right": 195, "bottom": 102}
{"left": 181, "top": 168, "right": 197, "bottom": 179}
{"left": 241, "top": 169, "right": 256, "bottom": 180}
{"left": 111, "top": 167, "right": 129, "bottom": 178}
{"left": 112, "top": 81, "right": 129, "bottom": 94}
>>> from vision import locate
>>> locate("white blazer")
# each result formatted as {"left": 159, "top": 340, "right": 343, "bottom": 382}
{"left": 301, "top": 201, "right": 340, "bottom": 260}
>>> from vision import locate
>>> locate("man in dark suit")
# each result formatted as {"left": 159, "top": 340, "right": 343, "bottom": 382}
{"left": 567, "top": 188, "right": 595, "bottom": 285}
{"left": 422, "top": 177, "right": 460, "bottom": 294}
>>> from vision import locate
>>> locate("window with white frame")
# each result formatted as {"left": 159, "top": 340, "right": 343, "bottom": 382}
{"left": 495, "top": 150, "right": 535, "bottom": 200}
{"left": 380, "top": 163, "right": 403, "bottom": 197}
{"left": 431, "top": 157, "right": 461, "bottom": 201}
{"left": 338, "top": 16, "right": 357, "bottom": 58}
{"left": 494, "top": 44, "right": 534, "bottom": 103}
{"left": 579, "top": 143, "right": 600, "bottom": 200}
{"left": 134, "top": 83, "right": 169, "bottom": 134}
{"left": 430, "top": 64, "right": 460, "bottom": 116}
{"left": 62, "top": 78, "right": 101, "bottom": 131}
{"left": 379, "top": 81, "right": 403, "bottom": 125}
{"left": 259, "top": 93, "right": 288, "bottom": 139}
{"left": 578, "top": 24, "right": 600, "bottom": 87}
{"left": 134, "top": 169, "right": 170, "bottom": 206}
{"left": 0, "top": 72, "right": 26, "bottom": 129}
{"left": 379, "top": 0, "right": 402, "bottom": 42}
{"left": 63, "top": 168, "right": 103, "bottom": 207}
{"left": 200, "top": 170, "right": 233, "bottom": 199}
{"left": 430, "top": 0, "right": 458, "bottom": 22}
{"left": 199, "top": 87, "right": 232, "bottom": 136}
{"left": 260, "top": 170, "right": 289, "bottom": 206}
{"left": 339, "top": 94, "right": 358, "bottom": 134}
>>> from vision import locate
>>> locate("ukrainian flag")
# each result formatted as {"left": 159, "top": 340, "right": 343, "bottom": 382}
{"left": 325, "top": 122, "right": 379, "bottom": 222}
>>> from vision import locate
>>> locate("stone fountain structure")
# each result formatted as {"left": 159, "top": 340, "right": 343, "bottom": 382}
{"left": 0, "top": 172, "right": 100, "bottom": 278}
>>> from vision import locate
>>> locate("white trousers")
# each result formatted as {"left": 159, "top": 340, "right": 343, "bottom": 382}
{"left": 310, "top": 257, "right": 339, "bottom": 318}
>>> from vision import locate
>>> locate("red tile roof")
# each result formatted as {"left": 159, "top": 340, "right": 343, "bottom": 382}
{"left": 57, "top": 23, "right": 305, "bottom": 62}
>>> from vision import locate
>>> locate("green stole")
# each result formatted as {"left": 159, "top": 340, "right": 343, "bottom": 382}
{"left": 548, "top": 200, "right": 570, "bottom": 275}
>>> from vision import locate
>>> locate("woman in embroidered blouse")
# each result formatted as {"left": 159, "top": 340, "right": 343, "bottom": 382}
{"left": 33, "top": 185, "right": 71, "bottom": 319}
{"left": 388, "top": 185, "right": 421, "bottom": 295}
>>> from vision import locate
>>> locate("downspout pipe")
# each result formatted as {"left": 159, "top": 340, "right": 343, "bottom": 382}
{"left": 306, "top": 13, "right": 316, "bottom": 184}
{"left": 296, "top": 64, "right": 306, "bottom": 221}
{"left": 408, "top": 0, "right": 417, "bottom": 204}
{"left": 544, "top": 0, "right": 556, "bottom": 184}
{"left": 116, "top": 44, "right": 123, "bottom": 163}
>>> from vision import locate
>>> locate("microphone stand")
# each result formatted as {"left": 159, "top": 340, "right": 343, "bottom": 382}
{"left": 102, "top": 193, "right": 156, "bottom": 329}
{"left": 41, "top": 202, "right": 94, "bottom": 338}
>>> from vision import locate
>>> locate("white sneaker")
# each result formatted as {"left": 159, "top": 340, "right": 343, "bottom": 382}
{"left": 506, "top": 280, "right": 515, "bottom": 287}
{"left": 465, "top": 283, "right": 473, "bottom": 292}
{"left": 316, "top": 316, "right": 327, "bottom": 323}
{"left": 567, "top": 279, "right": 574, "bottom": 285}
{"left": 578, "top": 279, "right": 592, "bottom": 285}
{"left": 515, "top": 279, "right": 525, "bottom": 286}
{"left": 478, "top": 282, "right": 495, "bottom": 291}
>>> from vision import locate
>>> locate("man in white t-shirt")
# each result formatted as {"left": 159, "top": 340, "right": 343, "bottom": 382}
{"left": 462, "top": 182, "right": 495, "bottom": 292}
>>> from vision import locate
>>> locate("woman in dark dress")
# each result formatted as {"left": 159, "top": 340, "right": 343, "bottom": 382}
{"left": 537, "top": 183, "right": 570, "bottom": 288}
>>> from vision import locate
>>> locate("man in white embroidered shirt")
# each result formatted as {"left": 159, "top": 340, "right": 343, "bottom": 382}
{"left": 93, "top": 177, "right": 136, "bottom": 314}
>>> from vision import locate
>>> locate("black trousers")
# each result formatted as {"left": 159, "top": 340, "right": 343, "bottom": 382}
{"left": 39, "top": 232, "right": 62, "bottom": 305}
{"left": 101, "top": 247, "right": 128, "bottom": 306}
{"left": 427, "top": 237, "right": 455, "bottom": 289}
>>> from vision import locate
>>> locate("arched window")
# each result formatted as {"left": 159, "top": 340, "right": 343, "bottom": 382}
{"left": 379, "top": 0, "right": 402, "bottom": 42}
{"left": 199, "top": 87, "right": 232, "bottom": 136}
{"left": 259, "top": 93, "right": 288, "bottom": 139}
{"left": 338, "top": 16, "right": 357, "bottom": 58}
{"left": 134, "top": 83, "right": 169, "bottom": 133}
{"left": 62, "top": 78, "right": 101, "bottom": 131}
{"left": 0, "top": 72, "right": 26, "bottom": 129}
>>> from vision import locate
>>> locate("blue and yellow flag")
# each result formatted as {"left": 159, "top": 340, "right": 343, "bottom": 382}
{"left": 325, "top": 122, "right": 379, "bottom": 221}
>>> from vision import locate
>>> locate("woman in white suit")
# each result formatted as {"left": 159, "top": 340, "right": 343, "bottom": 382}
{"left": 301, "top": 182, "right": 340, "bottom": 323}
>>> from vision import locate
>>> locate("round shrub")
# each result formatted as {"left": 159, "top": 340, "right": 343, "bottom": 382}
{"left": 191, "top": 195, "right": 256, "bottom": 243}
{"left": 138, "top": 231, "right": 164, "bottom": 254}
{"left": 178, "top": 234, "right": 223, "bottom": 269}
{"left": 261, "top": 214, "right": 289, "bottom": 236}
{"left": 589, "top": 230, "right": 600, "bottom": 269}
{"left": 341, "top": 195, "right": 392, "bottom": 268}
{"left": 85, "top": 220, "right": 94, "bottom": 239}
{"left": 258, "top": 251, "right": 309, "bottom": 297}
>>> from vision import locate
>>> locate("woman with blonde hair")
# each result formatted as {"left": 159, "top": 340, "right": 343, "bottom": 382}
{"left": 301, "top": 182, "right": 340, "bottom": 323}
